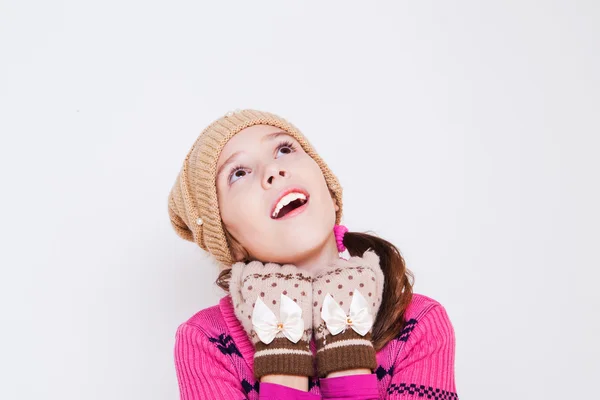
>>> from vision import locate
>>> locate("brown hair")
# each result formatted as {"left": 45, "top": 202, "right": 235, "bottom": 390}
{"left": 215, "top": 229, "right": 414, "bottom": 352}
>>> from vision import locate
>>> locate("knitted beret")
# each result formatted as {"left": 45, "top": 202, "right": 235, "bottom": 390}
{"left": 167, "top": 109, "right": 344, "bottom": 269}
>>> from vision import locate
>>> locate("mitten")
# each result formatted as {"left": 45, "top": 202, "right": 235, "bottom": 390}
{"left": 312, "top": 249, "right": 385, "bottom": 378}
{"left": 229, "top": 260, "right": 315, "bottom": 379}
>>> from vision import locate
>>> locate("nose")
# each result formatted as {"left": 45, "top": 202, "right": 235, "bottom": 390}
{"left": 262, "top": 163, "right": 288, "bottom": 188}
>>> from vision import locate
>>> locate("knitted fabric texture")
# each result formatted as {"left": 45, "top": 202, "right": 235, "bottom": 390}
{"left": 229, "top": 260, "right": 315, "bottom": 379}
{"left": 173, "top": 292, "right": 460, "bottom": 399}
{"left": 167, "top": 109, "right": 344, "bottom": 269}
{"left": 312, "top": 250, "right": 385, "bottom": 378}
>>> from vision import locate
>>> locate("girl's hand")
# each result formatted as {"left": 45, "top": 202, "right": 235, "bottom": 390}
{"left": 229, "top": 260, "right": 315, "bottom": 380}
{"left": 311, "top": 249, "right": 385, "bottom": 378}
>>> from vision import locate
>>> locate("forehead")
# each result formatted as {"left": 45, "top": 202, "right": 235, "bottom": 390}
{"left": 217, "top": 124, "right": 292, "bottom": 163}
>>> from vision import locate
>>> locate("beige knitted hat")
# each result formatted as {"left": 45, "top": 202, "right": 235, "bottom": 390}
{"left": 168, "top": 109, "right": 344, "bottom": 269}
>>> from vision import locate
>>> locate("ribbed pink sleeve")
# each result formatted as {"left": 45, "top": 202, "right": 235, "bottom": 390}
{"left": 320, "top": 373, "right": 379, "bottom": 399}
{"left": 387, "top": 305, "right": 458, "bottom": 399}
{"left": 174, "top": 322, "right": 321, "bottom": 400}
{"left": 174, "top": 323, "right": 249, "bottom": 399}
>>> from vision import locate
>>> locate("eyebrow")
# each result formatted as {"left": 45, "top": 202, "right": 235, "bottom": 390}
{"left": 216, "top": 131, "right": 290, "bottom": 179}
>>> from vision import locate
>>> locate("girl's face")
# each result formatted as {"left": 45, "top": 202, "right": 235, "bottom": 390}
{"left": 216, "top": 124, "right": 339, "bottom": 268}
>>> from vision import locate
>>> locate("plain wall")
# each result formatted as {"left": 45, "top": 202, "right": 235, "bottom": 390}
{"left": 1, "top": 1, "right": 598, "bottom": 399}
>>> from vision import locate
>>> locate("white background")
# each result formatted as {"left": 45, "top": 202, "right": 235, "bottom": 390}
{"left": 1, "top": 1, "right": 598, "bottom": 399}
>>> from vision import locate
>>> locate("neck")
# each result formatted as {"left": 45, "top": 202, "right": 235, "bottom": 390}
{"left": 291, "top": 232, "right": 341, "bottom": 274}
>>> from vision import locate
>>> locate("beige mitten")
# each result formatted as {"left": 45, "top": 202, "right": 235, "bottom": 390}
{"left": 229, "top": 260, "right": 315, "bottom": 379}
{"left": 312, "top": 249, "right": 385, "bottom": 378}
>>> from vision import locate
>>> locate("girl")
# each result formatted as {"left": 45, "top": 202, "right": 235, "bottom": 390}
{"left": 168, "top": 109, "right": 459, "bottom": 400}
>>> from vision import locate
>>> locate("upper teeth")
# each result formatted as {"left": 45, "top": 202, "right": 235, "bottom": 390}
{"left": 272, "top": 192, "right": 307, "bottom": 218}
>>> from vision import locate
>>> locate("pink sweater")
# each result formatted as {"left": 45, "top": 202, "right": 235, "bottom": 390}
{"left": 174, "top": 293, "right": 458, "bottom": 399}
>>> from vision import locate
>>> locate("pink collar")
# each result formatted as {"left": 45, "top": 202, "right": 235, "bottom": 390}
{"left": 219, "top": 295, "right": 256, "bottom": 371}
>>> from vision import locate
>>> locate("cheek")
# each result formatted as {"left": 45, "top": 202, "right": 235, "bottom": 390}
{"left": 306, "top": 161, "right": 330, "bottom": 194}
{"left": 307, "top": 163, "right": 337, "bottom": 217}
{"left": 217, "top": 186, "right": 239, "bottom": 228}
{"left": 220, "top": 190, "right": 265, "bottom": 235}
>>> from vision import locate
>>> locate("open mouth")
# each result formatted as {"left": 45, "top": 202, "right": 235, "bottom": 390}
{"left": 271, "top": 191, "right": 310, "bottom": 220}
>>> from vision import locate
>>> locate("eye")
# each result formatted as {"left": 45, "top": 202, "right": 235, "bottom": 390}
{"left": 275, "top": 140, "right": 296, "bottom": 157}
{"left": 228, "top": 164, "right": 247, "bottom": 184}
